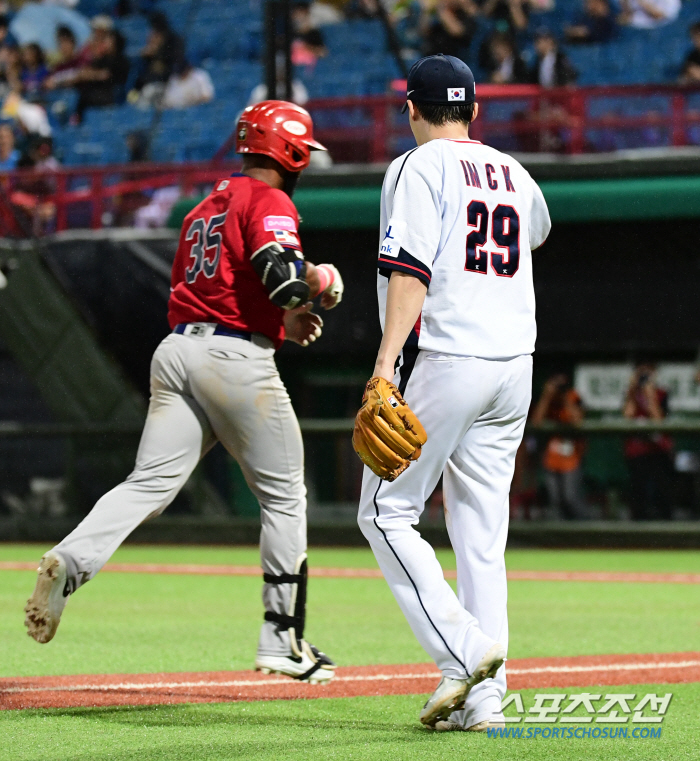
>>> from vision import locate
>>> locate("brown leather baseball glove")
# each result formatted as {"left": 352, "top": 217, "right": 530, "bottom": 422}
{"left": 352, "top": 377, "right": 428, "bottom": 481}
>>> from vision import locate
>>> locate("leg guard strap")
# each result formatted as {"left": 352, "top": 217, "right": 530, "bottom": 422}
{"left": 263, "top": 572, "right": 303, "bottom": 584}
{"left": 295, "top": 661, "right": 324, "bottom": 682}
{"left": 264, "top": 611, "right": 303, "bottom": 631}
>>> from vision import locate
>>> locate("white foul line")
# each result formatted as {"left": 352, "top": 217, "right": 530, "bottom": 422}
{"left": 2, "top": 661, "right": 699, "bottom": 696}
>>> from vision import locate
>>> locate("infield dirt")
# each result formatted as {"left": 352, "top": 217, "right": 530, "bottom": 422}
{"left": 2, "top": 652, "right": 697, "bottom": 711}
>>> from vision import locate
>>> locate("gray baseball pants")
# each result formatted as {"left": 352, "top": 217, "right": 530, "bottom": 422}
{"left": 53, "top": 328, "right": 307, "bottom": 657}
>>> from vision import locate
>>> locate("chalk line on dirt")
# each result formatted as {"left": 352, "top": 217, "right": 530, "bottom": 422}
{"left": 2, "top": 562, "right": 699, "bottom": 584}
{"left": 2, "top": 653, "right": 698, "bottom": 711}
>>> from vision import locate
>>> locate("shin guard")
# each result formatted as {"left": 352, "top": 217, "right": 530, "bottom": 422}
{"left": 263, "top": 552, "right": 307, "bottom": 657}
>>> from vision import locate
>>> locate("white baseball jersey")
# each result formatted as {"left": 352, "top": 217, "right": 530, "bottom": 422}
{"left": 377, "top": 138, "right": 551, "bottom": 359}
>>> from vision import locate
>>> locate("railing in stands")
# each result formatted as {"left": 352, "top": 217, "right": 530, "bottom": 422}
{"left": 3, "top": 84, "right": 700, "bottom": 236}
{"left": 0, "top": 161, "right": 239, "bottom": 237}
{"left": 301, "top": 85, "right": 700, "bottom": 163}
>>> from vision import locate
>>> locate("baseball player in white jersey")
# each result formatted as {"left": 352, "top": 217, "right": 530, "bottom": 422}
{"left": 354, "top": 55, "right": 551, "bottom": 730}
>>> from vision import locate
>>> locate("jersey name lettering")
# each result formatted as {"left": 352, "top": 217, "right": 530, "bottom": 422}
{"left": 502, "top": 165, "right": 516, "bottom": 192}
{"left": 460, "top": 160, "right": 482, "bottom": 188}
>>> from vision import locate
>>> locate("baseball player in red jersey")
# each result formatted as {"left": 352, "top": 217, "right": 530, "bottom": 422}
{"left": 24, "top": 101, "right": 343, "bottom": 684}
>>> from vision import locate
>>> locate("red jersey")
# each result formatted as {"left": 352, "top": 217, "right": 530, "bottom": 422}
{"left": 168, "top": 174, "right": 303, "bottom": 348}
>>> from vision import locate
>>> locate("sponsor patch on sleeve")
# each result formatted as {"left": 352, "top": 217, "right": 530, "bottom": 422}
{"left": 379, "top": 219, "right": 406, "bottom": 259}
{"left": 274, "top": 229, "right": 301, "bottom": 247}
{"left": 264, "top": 215, "right": 296, "bottom": 232}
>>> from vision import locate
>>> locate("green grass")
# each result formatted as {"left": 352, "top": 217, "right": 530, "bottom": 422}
{"left": 1, "top": 683, "right": 697, "bottom": 761}
{"left": 3, "top": 543, "right": 700, "bottom": 573}
{"left": 2, "top": 549, "right": 699, "bottom": 676}
{"left": 2, "top": 545, "right": 699, "bottom": 760}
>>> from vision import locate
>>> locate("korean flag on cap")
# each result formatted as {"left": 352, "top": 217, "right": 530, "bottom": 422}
{"left": 448, "top": 87, "right": 465, "bottom": 102}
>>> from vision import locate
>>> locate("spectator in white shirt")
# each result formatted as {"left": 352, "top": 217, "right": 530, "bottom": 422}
{"left": 162, "top": 60, "right": 214, "bottom": 110}
{"left": 248, "top": 78, "right": 309, "bottom": 106}
{"left": 619, "top": 0, "right": 680, "bottom": 29}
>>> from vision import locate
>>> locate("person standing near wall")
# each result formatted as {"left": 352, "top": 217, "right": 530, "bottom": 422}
{"left": 623, "top": 363, "right": 673, "bottom": 520}
{"left": 531, "top": 373, "right": 587, "bottom": 520}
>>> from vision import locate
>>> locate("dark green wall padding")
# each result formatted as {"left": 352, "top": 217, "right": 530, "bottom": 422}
{"left": 0, "top": 249, "right": 144, "bottom": 424}
{"left": 167, "top": 175, "right": 700, "bottom": 231}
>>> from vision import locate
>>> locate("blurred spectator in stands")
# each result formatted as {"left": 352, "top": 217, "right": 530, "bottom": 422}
{"left": 73, "top": 29, "right": 129, "bottom": 119}
{"left": 420, "top": 0, "right": 479, "bottom": 59}
{"left": 249, "top": 76, "right": 309, "bottom": 106}
{"left": 346, "top": 0, "right": 383, "bottom": 19}
{"left": 2, "top": 91, "right": 52, "bottom": 137}
{"left": 0, "top": 121, "right": 19, "bottom": 170}
{"left": 292, "top": 1, "right": 328, "bottom": 68}
{"left": 479, "top": 0, "right": 530, "bottom": 36}
{"left": 45, "top": 26, "right": 83, "bottom": 87}
{"left": 12, "top": 134, "right": 59, "bottom": 235}
{"left": 308, "top": 0, "right": 344, "bottom": 25}
{"left": 20, "top": 43, "right": 49, "bottom": 100}
{"left": 0, "top": 44, "right": 22, "bottom": 98}
{"left": 392, "top": 0, "right": 424, "bottom": 58}
{"left": 679, "top": 21, "right": 700, "bottom": 83}
{"left": 0, "top": 15, "right": 11, "bottom": 48}
{"left": 484, "top": 32, "right": 528, "bottom": 83}
{"left": 565, "top": 0, "right": 616, "bottom": 44}
{"left": 618, "top": 0, "right": 680, "bottom": 29}
{"left": 532, "top": 373, "right": 588, "bottom": 520}
{"left": 510, "top": 434, "right": 539, "bottom": 520}
{"left": 45, "top": 15, "right": 123, "bottom": 108}
{"left": 162, "top": 59, "right": 214, "bottom": 109}
{"left": 134, "top": 186, "right": 181, "bottom": 229}
{"left": 20, "top": 134, "right": 59, "bottom": 171}
{"left": 126, "top": 128, "right": 149, "bottom": 162}
{"left": 130, "top": 11, "right": 185, "bottom": 105}
{"left": 529, "top": 28, "right": 578, "bottom": 86}
{"left": 623, "top": 363, "right": 673, "bottom": 520}
{"left": 85, "top": 14, "right": 116, "bottom": 58}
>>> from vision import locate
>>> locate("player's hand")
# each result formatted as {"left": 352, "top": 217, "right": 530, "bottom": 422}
{"left": 317, "top": 264, "right": 344, "bottom": 310}
{"left": 284, "top": 302, "right": 323, "bottom": 347}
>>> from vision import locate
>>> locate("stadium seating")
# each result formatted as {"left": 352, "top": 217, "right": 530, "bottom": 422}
{"left": 43, "top": 0, "right": 700, "bottom": 164}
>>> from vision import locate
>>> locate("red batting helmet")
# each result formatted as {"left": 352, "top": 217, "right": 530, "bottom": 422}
{"left": 236, "top": 100, "right": 326, "bottom": 173}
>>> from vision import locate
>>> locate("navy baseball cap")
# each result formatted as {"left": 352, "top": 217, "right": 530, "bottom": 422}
{"left": 401, "top": 54, "right": 476, "bottom": 113}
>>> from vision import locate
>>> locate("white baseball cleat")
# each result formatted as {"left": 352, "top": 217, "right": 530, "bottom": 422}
{"left": 434, "top": 714, "right": 506, "bottom": 732}
{"left": 24, "top": 552, "right": 70, "bottom": 644}
{"left": 420, "top": 642, "right": 507, "bottom": 727}
{"left": 255, "top": 641, "right": 336, "bottom": 684}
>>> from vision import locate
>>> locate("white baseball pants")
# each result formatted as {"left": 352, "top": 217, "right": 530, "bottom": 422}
{"left": 54, "top": 330, "right": 307, "bottom": 657}
{"left": 358, "top": 352, "right": 532, "bottom": 728}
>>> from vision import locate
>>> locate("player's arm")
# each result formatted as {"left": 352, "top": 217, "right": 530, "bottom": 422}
{"left": 373, "top": 272, "right": 427, "bottom": 382}
{"left": 250, "top": 241, "right": 310, "bottom": 310}
{"left": 247, "top": 192, "right": 343, "bottom": 310}
{"left": 306, "top": 261, "right": 344, "bottom": 310}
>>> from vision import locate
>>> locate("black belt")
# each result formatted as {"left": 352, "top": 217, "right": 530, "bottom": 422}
{"left": 173, "top": 324, "right": 252, "bottom": 341}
